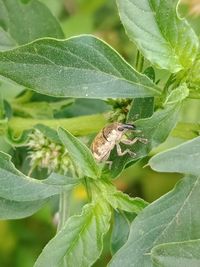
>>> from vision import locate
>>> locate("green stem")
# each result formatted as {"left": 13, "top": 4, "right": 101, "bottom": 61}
{"left": 57, "top": 191, "right": 70, "bottom": 267}
{"left": 0, "top": 93, "right": 4, "bottom": 119}
{"left": 84, "top": 178, "right": 92, "bottom": 202}
{"left": 8, "top": 113, "right": 107, "bottom": 137}
{"left": 139, "top": 55, "right": 144, "bottom": 73}
{"left": 135, "top": 50, "right": 144, "bottom": 72}
{"left": 57, "top": 191, "right": 70, "bottom": 232}
{"left": 163, "top": 74, "right": 175, "bottom": 96}
{"left": 135, "top": 50, "right": 140, "bottom": 70}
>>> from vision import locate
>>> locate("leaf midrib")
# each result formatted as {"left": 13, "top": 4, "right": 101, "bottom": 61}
{"left": 61, "top": 205, "right": 97, "bottom": 265}
{"left": 152, "top": 176, "right": 199, "bottom": 248}
{"left": 0, "top": 62, "right": 159, "bottom": 94}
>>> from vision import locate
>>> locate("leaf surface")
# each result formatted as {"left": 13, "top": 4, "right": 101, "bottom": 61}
{"left": 116, "top": 0, "right": 199, "bottom": 72}
{"left": 0, "top": 0, "right": 64, "bottom": 49}
{"left": 0, "top": 151, "right": 78, "bottom": 201}
{"left": 34, "top": 201, "right": 111, "bottom": 267}
{"left": 0, "top": 35, "right": 160, "bottom": 98}
{"left": 111, "top": 211, "right": 132, "bottom": 255}
{"left": 58, "top": 127, "right": 100, "bottom": 179}
{"left": 109, "top": 175, "right": 200, "bottom": 267}
{"left": 0, "top": 197, "right": 46, "bottom": 219}
{"left": 151, "top": 240, "right": 200, "bottom": 267}
{"left": 106, "top": 191, "right": 148, "bottom": 213}
{"left": 149, "top": 136, "right": 200, "bottom": 176}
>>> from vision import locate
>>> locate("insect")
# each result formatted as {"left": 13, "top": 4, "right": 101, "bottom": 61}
{"left": 91, "top": 122, "right": 147, "bottom": 167}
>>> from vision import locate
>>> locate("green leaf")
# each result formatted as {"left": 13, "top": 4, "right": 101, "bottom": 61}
{"left": 0, "top": 0, "right": 64, "bottom": 48}
{"left": 6, "top": 128, "right": 32, "bottom": 146}
{"left": 109, "top": 175, "right": 200, "bottom": 267}
{"left": 111, "top": 211, "right": 133, "bottom": 255}
{"left": 151, "top": 240, "right": 200, "bottom": 267}
{"left": 93, "top": 179, "right": 147, "bottom": 213}
{"left": 58, "top": 127, "right": 100, "bottom": 179}
{"left": 149, "top": 136, "right": 200, "bottom": 176}
{"left": 12, "top": 99, "right": 74, "bottom": 119}
{"left": 42, "top": 173, "right": 81, "bottom": 186}
{"left": 0, "top": 35, "right": 160, "bottom": 99}
{"left": 172, "top": 122, "right": 200, "bottom": 140}
{"left": 34, "top": 124, "right": 61, "bottom": 144}
{"left": 187, "top": 55, "right": 200, "bottom": 98}
{"left": 163, "top": 83, "right": 189, "bottom": 106}
{"left": 116, "top": 0, "right": 199, "bottom": 72}
{"left": 143, "top": 67, "right": 155, "bottom": 82}
{"left": 106, "top": 191, "right": 148, "bottom": 213}
{"left": 127, "top": 97, "right": 154, "bottom": 122}
{"left": 0, "top": 28, "right": 16, "bottom": 51}
{"left": 62, "top": 98, "right": 109, "bottom": 117}
{"left": 0, "top": 151, "right": 79, "bottom": 201}
{"left": 0, "top": 197, "right": 47, "bottom": 219}
{"left": 34, "top": 201, "right": 111, "bottom": 267}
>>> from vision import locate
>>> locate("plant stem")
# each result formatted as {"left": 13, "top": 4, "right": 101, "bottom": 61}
{"left": 7, "top": 113, "right": 107, "bottom": 137}
{"left": 135, "top": 50, "right": 140, "bottom": 70}
{"left": 57, "top": 191, "right": 70, "bottom": 232}
{"left": 84, "top": 178, "right": 92, "bottom": 202}
{"left": 139, "top": 55, "right": 144, "bottom": 73}
{"left": 57, "top": 191, "right": 70, "bottom": 267}
{"left": 163, "top": 74, "right": 175, "bottom": 96}
{"left": 135, "top": 50, "right": 144, "bottom": 72}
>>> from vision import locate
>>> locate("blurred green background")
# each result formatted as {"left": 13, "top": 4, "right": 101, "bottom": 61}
{"left": 0, "top": 0, "right": 200, "bottom": 266}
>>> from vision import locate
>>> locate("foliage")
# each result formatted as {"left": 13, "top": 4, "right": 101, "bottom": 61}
{"left": 0, "top": 0, "right": 199, "bottom": 267}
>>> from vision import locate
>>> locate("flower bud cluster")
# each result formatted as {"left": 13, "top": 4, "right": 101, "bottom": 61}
{"left": 27, "top": 129, "right": 73, "bottom": 175}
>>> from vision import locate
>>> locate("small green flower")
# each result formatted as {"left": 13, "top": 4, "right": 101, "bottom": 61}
{"left": 27, "top": 129, "right": 74, "bottom": 175}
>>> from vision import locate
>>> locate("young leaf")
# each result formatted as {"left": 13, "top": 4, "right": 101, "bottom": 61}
{"left": 106, "top": 191, "right": 148, "bottom": 213}
{"left": 93, "top": 178, "right": 147, "bottom": 213}
{"left": 0, "top": 197, "right": 47, "bottom": 220}
{"left": 0, "top": 151, "right": 79, "bottom": 201}
{"left": 149, "top": 136, "right": 200, "bottom": 176}
{"left": 58, "top": 127, "right": 100, "bottom": 179}
{"left": 6, "top": 128, "right": 32, "bottom": 146}
{"left": 109, "top": 175, "right": 200, "bottom": 267}
{"left": 0, "top": 35, "right": 160, "bottom": 99}
{"left": 187, "top": 55, "right": 200, "bottom": 98}
{"left": 0, "top": 0, "right": 64, "bottom": 49}
{"left": 151, "top": 240, "right": 200, "bottom": 267}
{"left": 116, "top": 0, "right": 199, "bottom": 72}
{"left": 34, "top": 201, "right": 111, "bottom": 267}
{"left": 35, "top": 124, "right": 61, "bottom": 144}
{"left": 163, "top": 83, "right": 189, "bottom": 106}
